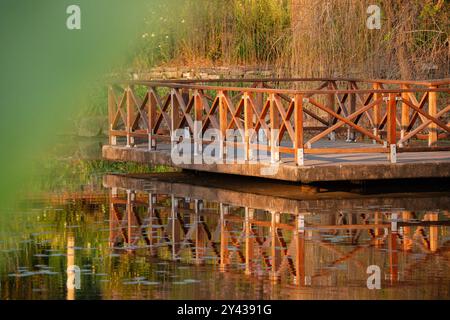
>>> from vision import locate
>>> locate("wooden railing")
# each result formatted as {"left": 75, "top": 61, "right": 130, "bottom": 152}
{"left": 108, "top": 78, "right": 450, "bottom": 164}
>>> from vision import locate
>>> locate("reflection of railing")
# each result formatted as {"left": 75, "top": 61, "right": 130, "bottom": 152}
{"left": 108, "top": 186, "right": 448, "bottom": 287}
{"left": 108, "top": 78, "right": 449, "bottom": 164}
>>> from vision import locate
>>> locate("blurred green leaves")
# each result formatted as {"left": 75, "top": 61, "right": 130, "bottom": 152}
{"left": 0, "top": 0, "right": 155, "bottom": 204}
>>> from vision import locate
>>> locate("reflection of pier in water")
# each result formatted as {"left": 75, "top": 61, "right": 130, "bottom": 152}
{"left": 104, "top": 173, "right": 450, "bottom": 288}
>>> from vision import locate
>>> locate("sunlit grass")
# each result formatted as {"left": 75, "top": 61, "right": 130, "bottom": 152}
{"left": 30, "top": 159, "right": 174, "bottom": 193}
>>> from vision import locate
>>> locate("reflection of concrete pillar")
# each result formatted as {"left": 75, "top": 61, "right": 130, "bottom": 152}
{"left": 67, "top": 233, "right": 75, "bottom": 301}
{"left": 270, "top": 211, "right": 280, "bottom": 282}
{"left": 219, "top": 203, "right": 229, "bottom": 272}
{"left": 391, "top": 212, "right": 398, "bottom": 233}
{"left": 425, "top": 212, "right": 438, "bottom": 252}
{"left": 245, "top": 208, "right": 254, "bottom": 275}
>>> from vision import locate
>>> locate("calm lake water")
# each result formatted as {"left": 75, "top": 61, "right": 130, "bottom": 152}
{"left": 1, "top": 170, "right": 449, "bottom": 300}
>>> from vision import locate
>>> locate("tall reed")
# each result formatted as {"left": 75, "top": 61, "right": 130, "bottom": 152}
{"left": 131, "top": 0, "right": 448, "bottom": 79}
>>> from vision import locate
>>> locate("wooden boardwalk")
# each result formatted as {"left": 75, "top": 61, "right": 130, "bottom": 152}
{"left": 103, "top": 141, "right": 450, "bottom": 182}
{"left": 104, "top": 77, "right": 450, "bottom": 182}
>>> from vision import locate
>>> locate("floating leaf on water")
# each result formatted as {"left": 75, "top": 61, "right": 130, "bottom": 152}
{"left": 183, "top": 279, "right": 200, "bottom": 284}
{"left": 66, "top": 225, "right": 80, "bottom": 229}
{"left": 39, "top": 270, "right": 59, "bottom": 275}
{"left": 95, "top": 273, "right": 108, "bottom": 277}
{"left": 141, "top": 281, "right": 160, "bottom": 285}
{"left": 9, "top": 272, "right": 36, "bottom": 277}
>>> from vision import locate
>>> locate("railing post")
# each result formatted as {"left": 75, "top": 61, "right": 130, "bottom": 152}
{"left": 148, "top": 87, "right": 157, "bottom": 150}
{"left": 108, "top": 87, "right": 117, "bottom": 146}
{"left": 387, "top": 93, "right": 397, "bottom": 163}
{"left": 327, "top": 81, "right": 336, "bottom": 141}
{"left": 373, "top": 83, "right": 382, "bottom": 144}
{"left": 346, "top": 81, "right": 356, "bottom": 142}
{"left": 270, "top": 94, "right": 280, "bottom": 163}
{"left": 219, "top": 91, "right": 227, "bottom": 160}
{"left": 194, "top": 90, "right": 203, "bottom": 160}
{"left": 428, "top": 86, "right": 437, "bottom": 146}
{"left": 170, "top": 88, "right": 180, "bottom": 152}
{"left": 400, "top": 85, "right": 410, "bottom": 147}
{"left": 126, "top": 86, "right": 134, "bottom": 147}
{"left": 294, "top": 94, "right": 304, "bottom": 166}
{"left": 244, "top": 92, "right": 253, "bottom": 161}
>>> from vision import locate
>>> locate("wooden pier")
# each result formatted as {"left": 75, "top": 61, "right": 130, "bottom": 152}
{"left": 103, "top": 78, "right": 450, "bottom": 182}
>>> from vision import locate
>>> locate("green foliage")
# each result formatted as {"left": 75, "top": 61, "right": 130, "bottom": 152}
{"left": 30, "top": 159, "right": 173, "bottom": 193}
{"left": 128, "top": 0, "right": 448, "bottom": 80}
{"left": 132, "top": 0, "right": 290, "bottom": 68}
